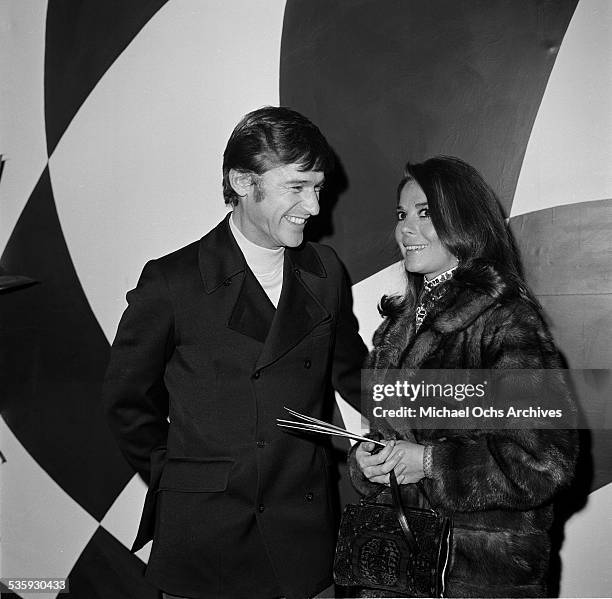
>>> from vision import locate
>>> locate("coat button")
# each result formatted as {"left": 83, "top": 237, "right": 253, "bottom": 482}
{"left": 305, "top": 492, "right": 314, "bottom": 502}
{"left": 294, "top": 268, "right": 301, "bottom": 277}
{"left": 304, "top": 359, "right": 311, "bottom": 369}
{"left": 256, "top": 440, "right": 266, "bottom": 448}
{"left": 253, "top": 370, "right": 261, "bottom": 379}
{"left": 258, "top": 504, "right": 265, "bottom": 513}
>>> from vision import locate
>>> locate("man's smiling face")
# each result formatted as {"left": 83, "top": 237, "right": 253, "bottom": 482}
{"left": 232, "top": 163, "right": 324, "bottom": 249}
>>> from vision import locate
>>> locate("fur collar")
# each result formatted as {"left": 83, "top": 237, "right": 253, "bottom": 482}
{"left": 429, "top": 262, "right": 514, "bottom": 333}
{"left": 428, "top": 285, "right": 497, "bottom": 333}
{"left": 368, "top": 264, "right": 514, "bottom": 371}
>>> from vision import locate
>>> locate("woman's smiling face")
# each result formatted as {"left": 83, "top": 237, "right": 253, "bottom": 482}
{"left": 395, "top": 180, "right": 457, "bottom": 279}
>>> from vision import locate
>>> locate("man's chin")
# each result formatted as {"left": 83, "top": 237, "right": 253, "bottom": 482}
{"left": 282, "top": 234, "right": 304, "bottom": 248}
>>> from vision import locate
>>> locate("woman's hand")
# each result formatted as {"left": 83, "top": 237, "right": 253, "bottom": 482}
{"left": 355, "top": 440, "right": 401, "bottom": 485}
{"left": 389, "top": 440, "right": 425, "bottom": 484}
{"left": 356, "top": 439, "right": 426, "bottom": 485}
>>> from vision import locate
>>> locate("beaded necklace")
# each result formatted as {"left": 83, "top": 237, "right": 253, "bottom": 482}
{"left": 415, "top": 266, "right": 458, "bottom": 331}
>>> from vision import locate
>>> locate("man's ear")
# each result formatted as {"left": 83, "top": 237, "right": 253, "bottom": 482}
{"left": 229, "top": 169, "right": 254, "bottom": 198}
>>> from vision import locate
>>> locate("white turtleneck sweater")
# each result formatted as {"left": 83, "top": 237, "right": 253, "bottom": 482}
{"left": 229, "top": 213, "right": 285, "bottom": 308}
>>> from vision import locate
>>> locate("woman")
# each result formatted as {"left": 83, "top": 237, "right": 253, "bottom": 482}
{"left": 350, "top": 156, "right": 577, "bottom": 598}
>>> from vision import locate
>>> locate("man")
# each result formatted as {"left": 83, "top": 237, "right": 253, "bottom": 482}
{"left": 104, "top": 107, "right": 367, "bottom": 599}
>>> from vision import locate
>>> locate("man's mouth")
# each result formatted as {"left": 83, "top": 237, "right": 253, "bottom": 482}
{"left": 285, "top": 215, "right": 308, "bottom": 225}
{"left": 403, "top": 243, "right": 429, "bottom": 252}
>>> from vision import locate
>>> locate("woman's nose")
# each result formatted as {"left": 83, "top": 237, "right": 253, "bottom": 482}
{"left": 400, "top": 216, "right": 417, "bottom": 235}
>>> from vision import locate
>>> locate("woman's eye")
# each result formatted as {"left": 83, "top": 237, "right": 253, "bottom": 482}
{"left": 418, "top": 208, "right": 430, "bottom": 218}
{"left": 396, "top": 211, "right": 406, "bottom": 221}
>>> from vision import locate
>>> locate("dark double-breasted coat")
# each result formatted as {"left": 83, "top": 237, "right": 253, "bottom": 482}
{"left": 104, "top": 214, "right": 367, "bottom": 599}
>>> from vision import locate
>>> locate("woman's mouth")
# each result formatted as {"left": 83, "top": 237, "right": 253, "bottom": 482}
{"left": 403, "top": 243, "right": 429, "bottom": 253}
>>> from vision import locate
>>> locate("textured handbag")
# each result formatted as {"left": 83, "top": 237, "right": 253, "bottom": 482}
{"left": 334, "top": 471, "right": 452, "bottom": 597}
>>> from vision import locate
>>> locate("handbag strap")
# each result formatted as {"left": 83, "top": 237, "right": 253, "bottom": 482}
{"left": 390, "top": 470, "right": 419, "bottom": 553}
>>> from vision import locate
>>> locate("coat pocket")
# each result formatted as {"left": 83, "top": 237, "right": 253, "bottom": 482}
{"left": 132, "top": 445, "right": 168, "bottom": 552}
{"left": 158, "top": 457, "right": 234, "bottom": 492}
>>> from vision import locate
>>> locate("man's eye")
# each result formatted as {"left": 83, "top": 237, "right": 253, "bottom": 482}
{"left": 292, "top": 186, "right": 303, "bottom": 192}
{"left": 396, "top": 211, "right": 406, "bottom": 221}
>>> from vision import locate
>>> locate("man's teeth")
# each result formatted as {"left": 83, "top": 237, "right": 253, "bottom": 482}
{"left": 404, "top": 244, "right": 428, "bottom": 252}
{"left": 286, "top": 216, "right": 307, "bottom": 225}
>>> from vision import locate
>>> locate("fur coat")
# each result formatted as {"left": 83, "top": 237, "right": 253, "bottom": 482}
{"left": 349, "top": 266, "right": 578, "bottom": 598}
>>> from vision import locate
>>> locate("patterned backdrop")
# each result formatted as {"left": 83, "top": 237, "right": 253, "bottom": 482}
{"left": 1, "top": 1, "right": 611, "bottom": 597}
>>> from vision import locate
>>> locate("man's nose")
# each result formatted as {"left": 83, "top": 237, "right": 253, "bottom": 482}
{"left": 303, "top": 190, "right": 320, "bottom": 216}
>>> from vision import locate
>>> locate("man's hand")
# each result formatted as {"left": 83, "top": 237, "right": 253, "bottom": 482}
{"left": 356, "top": 439, "right": 425, "bottom": 485}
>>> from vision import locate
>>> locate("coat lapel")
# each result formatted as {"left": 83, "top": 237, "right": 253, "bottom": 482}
{"left": 198, "top": 213, "right": 244, "bottom": 292}
{"left": 398, "top": 284, "right": 500, "bottom": 368}
{"left": 256, "top": 244, "right": 330, "bottom": 370}
{"left": 228, "top": 268, "right": 276, "bottom": 343}
{"left": 198, "top": 213, "right": 275, "bottom": 344}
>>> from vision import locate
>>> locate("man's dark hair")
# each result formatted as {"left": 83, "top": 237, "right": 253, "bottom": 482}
{"left": 222, "top": 106, "right": 335, "bottom": 205}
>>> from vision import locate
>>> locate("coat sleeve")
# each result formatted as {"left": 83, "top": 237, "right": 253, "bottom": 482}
{"left": 328, "top": 252, "right": 368, "bottom": 411}
{"left": 103, "top": 259, "right": 173, "bottom": 483}
{"left": 420, "top": 303, "right": 578, "bottom": 512}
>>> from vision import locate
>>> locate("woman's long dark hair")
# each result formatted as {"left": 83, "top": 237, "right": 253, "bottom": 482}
{"left": 381, "top": 156, "right": 541, "bottom": 318}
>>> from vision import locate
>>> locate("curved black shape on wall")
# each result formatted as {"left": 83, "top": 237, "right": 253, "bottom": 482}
{"left": 0, "top": 167, "right": 133, "bottom": 520}
{"left": 44, "top": 0, "right": 170, "bottom": 155}
{"left": 280, "top": 0, "right": 577, "bottom": 284}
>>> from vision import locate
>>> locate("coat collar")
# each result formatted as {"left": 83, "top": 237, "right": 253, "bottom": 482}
{"left": 198, "top": 214, "right": 330, "bottom": 367}
{"left": 367, "top": 270, "right": 513, "bottom": 436}
{"left": 425, "top": 285, "right": 498, "bottom": 334}
{"left": 198, "top": 213, "right": 326, "bottom": 292}
{"left": 255, "top": 255, "right": 330, "bottom": 370}
{"left": 426, "top": 263, "right": 512, "bottom": 334}
{"left": 369, "top": 279, "right": 507, "bottom": 372}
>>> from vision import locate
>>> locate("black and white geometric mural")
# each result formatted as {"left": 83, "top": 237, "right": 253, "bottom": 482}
{"left": 1, "top": 1, "right": 611, "bottom": 597}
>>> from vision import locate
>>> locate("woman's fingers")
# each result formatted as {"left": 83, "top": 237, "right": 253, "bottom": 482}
{"left": 369, "top": 473, "right": 390, "bottom": 485}
{"left": 362, "top": 448, "right": 402, "bottom": 480}
{"left": 360, "top": 441, "right": 376, "bottom": 454}
{"left": 357, "top": 439, "right": 426, "bottom": 485}
{"left": 370, "top": 439, "right": 395, "bottom": 463}
{"left": 356, "top": 440, "right": 395, "bottom": 469}
{"left": 394, "top": 461, "right": 406, "bottom": 475}
{"left": 356, "top": 439, "right": 421, "bottom": 484}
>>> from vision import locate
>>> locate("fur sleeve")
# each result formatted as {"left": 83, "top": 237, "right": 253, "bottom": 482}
{"left": 421, "top": 427, "right": 577, "bottom": 512}
{"left": 421, "top": 303, "right": 578, "bottom": 512}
